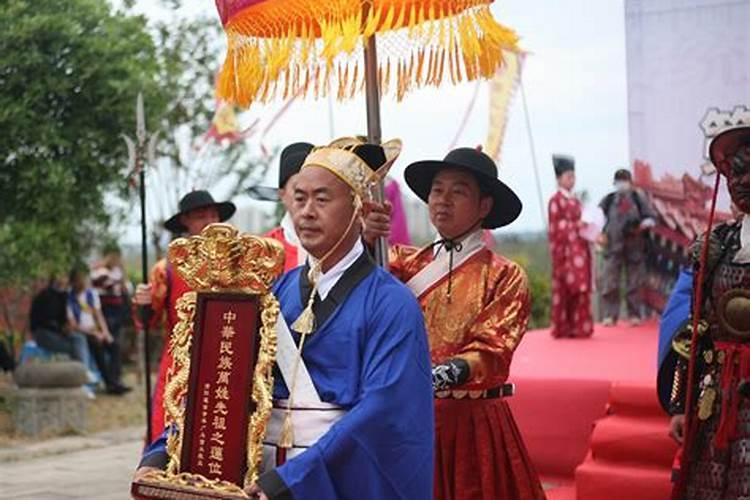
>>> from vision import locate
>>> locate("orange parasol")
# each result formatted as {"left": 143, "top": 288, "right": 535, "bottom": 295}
{"left": 213, "top": 0, "right": 520, "bottom": 263}
{"left": 215, "top": 0, "right": 519, "bottom": 109}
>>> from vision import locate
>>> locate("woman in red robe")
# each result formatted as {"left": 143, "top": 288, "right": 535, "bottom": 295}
{"left": 547, "top": 155, "right": 593, "bottom": 338}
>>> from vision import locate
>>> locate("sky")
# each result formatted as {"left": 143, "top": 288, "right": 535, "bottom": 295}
{"left": 127, "top": 0, "right": 629, "bottom": 238}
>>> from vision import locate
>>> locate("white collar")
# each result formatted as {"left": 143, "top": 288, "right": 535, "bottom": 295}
{"left": 313, "top": 239, "right": 364, "bottom": 300}
{"left": 558, "top": 187, "right": 574, "bottom": 198}
{"left": 433, "top": 228, "right": 484, "bottom": 258}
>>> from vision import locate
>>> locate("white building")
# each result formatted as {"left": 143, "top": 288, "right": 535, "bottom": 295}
{"left": 625, "top": 0, "right": 750, "bottom": 178}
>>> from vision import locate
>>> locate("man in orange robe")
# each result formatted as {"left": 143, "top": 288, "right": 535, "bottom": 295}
{"left": 365, "top": 148, "right": 545, "bottom": 500}
{"left": 133, "top": 190, "right": 236, "bottom": 441}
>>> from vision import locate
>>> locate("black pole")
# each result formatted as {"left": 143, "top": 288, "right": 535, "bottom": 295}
{"left": 139, "top": 164, "right": 153, "bottom": 441}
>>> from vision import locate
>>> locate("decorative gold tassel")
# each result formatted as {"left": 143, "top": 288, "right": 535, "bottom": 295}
{"left": 291, "top": 265, "right": 319, "bottom": 335}
{"left": 290, "top": 300, "right": 315, "bottom": 335}
{"left": 278, "top": 410, "right": 294, "bottom": 448}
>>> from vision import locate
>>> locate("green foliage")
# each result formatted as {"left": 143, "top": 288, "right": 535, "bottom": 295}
{"left": 134, "top": 3, "right": 274, "bottom": 254}
{"left": 500, "top": 232, "right": 552, "bottom": 329}
{"left": 0, "top": 0, "right": 168, "bottom": 285}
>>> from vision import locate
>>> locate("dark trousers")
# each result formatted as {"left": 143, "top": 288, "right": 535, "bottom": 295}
{"left": 600, "top": 248, "right": 645, "bottom": 321}
{"left": 32, "top": 328, "right": 89, "bottom": 363}
{"left": 86, "top": 334, "right": 121, "bottom": 389}
{"left": 0, "top": 341, "right": 14, "bottom": 372}
{"left": 102, "top": 304, "right": 125, "bottom": 384}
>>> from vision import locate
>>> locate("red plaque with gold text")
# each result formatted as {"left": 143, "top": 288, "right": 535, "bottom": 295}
{"left": 181, "top": 293, "right": 258, "bottom": 484}
{"left": 132, "top": 224, "right": 284, "bottom": 499}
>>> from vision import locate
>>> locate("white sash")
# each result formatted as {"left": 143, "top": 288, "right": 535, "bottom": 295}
{"left": 262, "top": 400, "right": 346, "bottom": 470}
{"left": 275, "top": 315, "right": 322, "bottom": 404}
{"left": 406, "top": 232, "right": 486, "bottom": 299}
{"left": 265, "top": 317, "right": 347, "bottom": 471}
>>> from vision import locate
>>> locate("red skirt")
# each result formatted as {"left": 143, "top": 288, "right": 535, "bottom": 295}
{"left": 435, "top": 398, "right": 546, "bottom": 500}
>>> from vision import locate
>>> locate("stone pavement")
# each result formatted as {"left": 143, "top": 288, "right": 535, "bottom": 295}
{"left": 0, "top": 427, "right": 143, "bottom": 499}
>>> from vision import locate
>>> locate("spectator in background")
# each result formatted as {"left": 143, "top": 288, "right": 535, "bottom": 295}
{"left": 91, "top": 242, "right": 130, "bottom": 391}
{"left": 30, "top": 274, "right": 89, "bottom": 365}
{"left": 548, "top": 154, "right": 594, "bottom": 338}
{"left": 598, "top": 168, "right": 657, "bottom": 326}
{"left": 68, "top": 265, "right": 130, "bottom": 395}
{"left": 0, "top": 341, "right": 13, "bottom": 373}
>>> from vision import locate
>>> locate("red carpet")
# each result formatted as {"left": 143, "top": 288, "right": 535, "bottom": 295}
{"left": 508, "top": 321, "right": 678, "bottom": 499}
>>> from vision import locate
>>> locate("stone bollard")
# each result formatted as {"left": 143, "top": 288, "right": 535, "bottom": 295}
{"left": 10, "top": 361, "right": 90, "bottom": 437}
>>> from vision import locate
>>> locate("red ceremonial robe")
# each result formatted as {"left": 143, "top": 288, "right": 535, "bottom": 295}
{"left": 547, "top": 189, "right": 593, "bottom": 338}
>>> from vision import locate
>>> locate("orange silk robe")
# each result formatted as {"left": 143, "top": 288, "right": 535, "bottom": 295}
{"left": 390, "top": 244, "right": 545, "bottom": 500}
{"left": 389, "top": 245, "right": 530, "bottom": 389}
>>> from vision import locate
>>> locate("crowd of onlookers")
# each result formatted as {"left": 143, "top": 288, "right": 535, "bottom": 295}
{"left": 26, "top": 243, "right": 132, "bottom": 398}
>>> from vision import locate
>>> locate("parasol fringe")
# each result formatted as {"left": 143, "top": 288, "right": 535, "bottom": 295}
{"left": 217, "top": 4, "right": 519, "bottom": 108}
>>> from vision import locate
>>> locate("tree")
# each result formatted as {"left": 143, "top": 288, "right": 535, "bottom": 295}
{"left": 0, "top": 0, "right": 169, "bottom": 328}
{"left": 135, "top": 5, "right": 275, "bottom": 259}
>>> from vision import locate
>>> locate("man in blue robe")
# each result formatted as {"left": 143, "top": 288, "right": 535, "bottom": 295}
{"left": 135, "top": 138, "right": 434, "bottom": 500}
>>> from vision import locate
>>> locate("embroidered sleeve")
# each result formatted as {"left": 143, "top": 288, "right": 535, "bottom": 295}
{"left": 387, "top": 244, "right": 421, "bottom": 282}
{"left": 454, "top": 261, "right": 531, "bottom": 389}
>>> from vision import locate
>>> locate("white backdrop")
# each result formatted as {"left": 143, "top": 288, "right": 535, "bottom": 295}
{"left": 626, "top": 0, "right": 750, "bottom": 182}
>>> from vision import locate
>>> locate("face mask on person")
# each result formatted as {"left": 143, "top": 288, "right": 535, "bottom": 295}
{"left": 614, "top": 180, "right": 631, "bottom": 192}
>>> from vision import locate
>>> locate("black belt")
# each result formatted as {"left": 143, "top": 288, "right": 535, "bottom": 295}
{"left": 435, "top": 383, "right": 516, "bottom": 400}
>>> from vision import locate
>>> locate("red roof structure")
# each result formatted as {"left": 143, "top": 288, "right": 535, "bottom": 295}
{"left": 632, "top": 160, "right": 730, "bottom": 312}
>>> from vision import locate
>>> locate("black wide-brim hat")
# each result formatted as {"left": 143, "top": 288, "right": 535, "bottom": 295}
{"left": 709, "top": 126, "right": 750, "bottom": 177}
{"left": 404, "top": 148, "right": 522, "bottom": 229}
{"left": 164, "top": 190, "right": 236, "bottom": 233}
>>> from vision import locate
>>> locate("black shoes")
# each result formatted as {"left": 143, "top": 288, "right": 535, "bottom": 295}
{"left": 105, "top": 383, "right": 132, "bottom": 396}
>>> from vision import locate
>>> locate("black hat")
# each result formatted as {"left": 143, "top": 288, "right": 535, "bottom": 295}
{"left": 279, "top": 142, "right": 314, "bottom": 189}
{"left": 553, "top": 154, "right": 575, "bottom": 177}
{"left": 709, "top": 126, "right": 750, "bottom": 177}
{"left": 614, "top": 169, "right": 632, "bottom": 182}
{"left": 163, "top": 190, "right": 236, "bottom": 234}
{"left": 404, "top": 148, "right": 522, "bottom": 229}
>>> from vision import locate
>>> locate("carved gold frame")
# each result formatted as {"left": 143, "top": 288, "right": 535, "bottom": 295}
{"left": 142, "top": 223, "right": 284, "bottom": 496}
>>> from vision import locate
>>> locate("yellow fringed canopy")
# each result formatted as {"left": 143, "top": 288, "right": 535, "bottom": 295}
{"left": 215, "top": 0, "right": 519, "bottom": 108}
